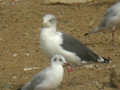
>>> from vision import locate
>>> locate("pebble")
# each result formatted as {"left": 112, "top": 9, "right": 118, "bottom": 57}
{"left": 12, "top": 76, "right": 17, "bottom": 79}
{"left": 24, "top": 53, "right": 30, "bottom": 56}
{"left": 13, "top": 53, "right": 18, "bottom": 57}
{"left": 24, "top": 67, "right": 40, "bottom": 71}
{"left": 83, "top": 64, "right": 95, "bottom": 69}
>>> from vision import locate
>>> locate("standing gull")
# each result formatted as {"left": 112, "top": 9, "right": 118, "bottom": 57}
{"left": 84, "top": 2, "right": 120, "bottom": 44}
{"left": 19, "top": 55, "right": 66, "bottom": 90}
{"left": 40, "top": 14, "right": 110, "bottom": 65}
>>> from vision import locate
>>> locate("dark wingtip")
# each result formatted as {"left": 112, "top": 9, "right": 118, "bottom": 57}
{"left": 102, "top": 57, "right": 112, "bottom": 64}
{"left": 84, "top": 33, "right": 89, "bottom": 36}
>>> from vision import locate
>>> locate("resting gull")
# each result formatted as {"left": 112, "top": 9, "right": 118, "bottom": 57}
{"left": 19, "top": 55, "right": 66, "bottom": 90}
{"left": 84, "top": 2, "right": 120, "bottom": 44}
{"left": 40, "top": 14, "right": 110, "bottom": 65}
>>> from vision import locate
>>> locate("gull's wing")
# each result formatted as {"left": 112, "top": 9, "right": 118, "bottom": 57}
{"left": 61, "top": 33, "right": 100, "bottom": 62}
{"left": 30, "top": 68, "right": 49, "bottom": 88}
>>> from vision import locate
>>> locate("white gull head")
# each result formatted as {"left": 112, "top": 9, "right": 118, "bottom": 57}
{"left": 51, "top": 54, "right": 67, "bottom": 66}
{"left": 42, "top": 14, "right": 57, "bottom": 28}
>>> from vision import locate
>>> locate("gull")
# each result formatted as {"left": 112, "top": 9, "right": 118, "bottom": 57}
{"left": 19, "top": 55, "right": 66, "bottom": 90}
{"left": 40, "top": 14, "right": 110, "bottom": 65}
{"left": 84, "top": 2, "right": 120, "bottom": 44}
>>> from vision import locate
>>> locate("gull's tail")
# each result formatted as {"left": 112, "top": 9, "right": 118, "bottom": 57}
{"left": 84, "top": 26, "right": 100, "bottom": 36}
{"left": 97, "top": 56, "right": 111, "bottom": 64}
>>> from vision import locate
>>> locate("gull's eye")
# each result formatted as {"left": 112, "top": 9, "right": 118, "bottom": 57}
{"left": 49, "top": 19, "right": 53, "bottom": 22}
{"left": 59, "top": 59, "right": 63, "bottom": 62}
{"left": 49, "top": 18, "right": 55, "bottom": 23}
{"left": 54, "top": 58, "right": 57, "bottom": 62}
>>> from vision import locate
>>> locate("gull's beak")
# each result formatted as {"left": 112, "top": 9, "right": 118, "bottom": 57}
{"left": 64, "top": 63, "right": 70, "bottom": 66}
{"left": 42, "top": 20, "right": 48, "bottom": 27}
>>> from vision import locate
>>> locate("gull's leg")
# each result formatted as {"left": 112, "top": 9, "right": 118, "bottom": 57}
{"left": 112, "top": 26, "right": 116, "bottom": 46}
{"left": 64, "top": 63, "right": 72, "bottom": 85}
{"left": 112, "top": 31, "right": 115, "bottom": 46}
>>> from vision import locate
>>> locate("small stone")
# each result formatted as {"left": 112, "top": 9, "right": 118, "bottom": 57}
{"left": 83, "top": 64, "right": 94, "bottom": 69}
{"left": 33, "top": 67, "right": 40, "bottom": 69}
{"left": 13, "top": 53, "right": 18, "bottom": 57}
{"left": 89, "top": 20, "right": 95, "bottom": 27}
{"left": 106, "top": 64, "right": 116, "bottom": 70}
{"left": 0, "top": 38, "right": 3, "bottom": 41}
{"left": 12, "top": 76, "right": 17, "bottom": 79}
{"left": 24, "top": 67, "right": 40, "bottom": 71}
{"left": 24, "top": 67, "right": 32, "bottom": 71}
{"left": 25, "top": 53, "right": 30, "bottom": 56}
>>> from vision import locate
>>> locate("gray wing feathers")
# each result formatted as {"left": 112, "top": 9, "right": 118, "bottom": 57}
{"left": 22, "top": 70, "right": 47, "bottom": 90}
{"left": 31, "top": 70, "right": 46, "bottom": 88}
{"left": 61, "top": 34, "right": 99, "bottom": 62}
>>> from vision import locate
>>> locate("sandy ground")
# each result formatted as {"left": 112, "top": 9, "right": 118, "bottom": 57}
{"left": 0, "top": 0, "right": 120, "bottom": 90}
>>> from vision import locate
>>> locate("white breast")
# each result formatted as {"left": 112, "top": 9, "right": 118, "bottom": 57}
{"left": 40, "top": 29, "right": 63, "bottom": 57}
{"left": 40, "top": 65, "right": 64, "bottom": 89}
